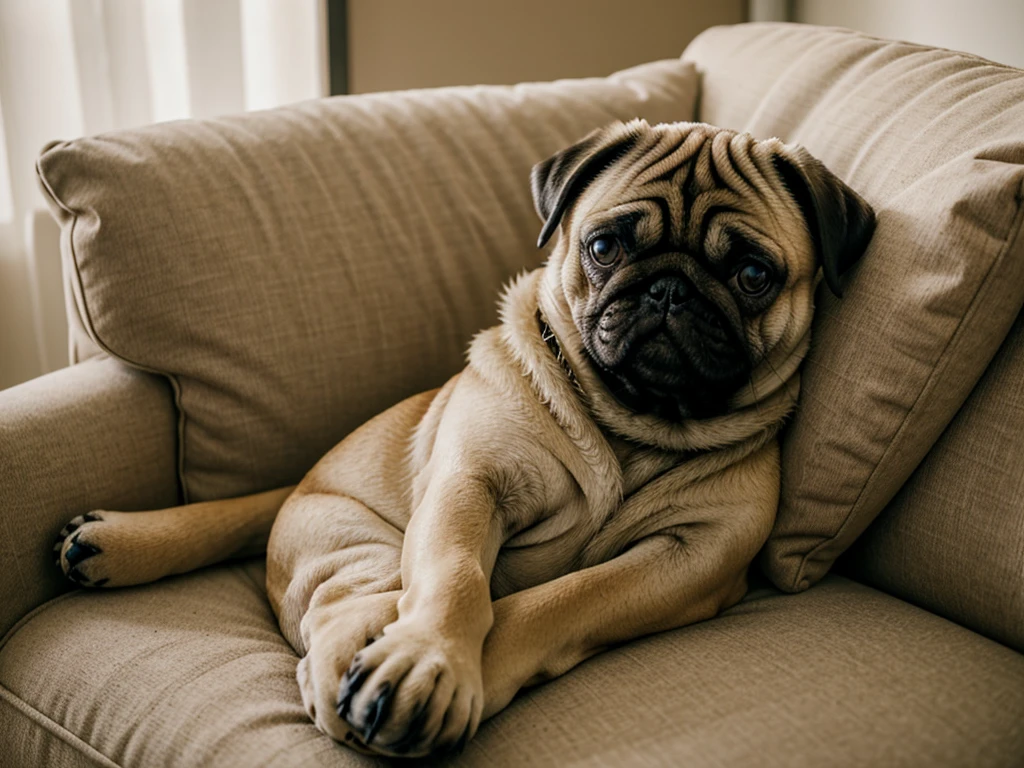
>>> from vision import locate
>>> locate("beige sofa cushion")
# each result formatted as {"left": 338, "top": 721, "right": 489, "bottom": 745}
{"left": 3, "top": 565, "right": 1022, "bottom": 767}
{"left": 683, "top": 23, "right": 1024, "bottom": 592}
{"left": 841, "top": 310, "right": 1024, "bottom": 653}
{"left": 36, "top": 61, "right": 698, "bottom": 502}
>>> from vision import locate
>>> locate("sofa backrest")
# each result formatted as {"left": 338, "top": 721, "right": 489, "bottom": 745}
{"left": 842, "top": 309, "right": 1024, "bottom": 653}
{"left": 37, "top": 61, "right": 698, "bottom": 502}
{"left": 682, "top": 23, "right": 1024, "bottom": 642}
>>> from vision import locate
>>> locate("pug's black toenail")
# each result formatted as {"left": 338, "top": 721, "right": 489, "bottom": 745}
{"left": 362, "top": 682, "right": 393, "bottom": 745}
{"left": 336, "top": 665, "right": 369, "bottom": 720}
{"left": 64, "top": 535, "right": 102, "bottom": 568}
{"left": 53, "top": 525, "right": 79, "bottom": 562}
{"left": 83, "top": 512, "right": 103, "bottom": 523}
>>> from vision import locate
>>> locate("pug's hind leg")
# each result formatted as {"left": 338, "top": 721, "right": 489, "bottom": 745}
{"left": 270, "top": 490, "right": 414, "bottom": 755}
{"left": 54, "top": 487, "right": 294, "bottom": 588}
{"left": 296, "top": 589, "right": 402, "bottom": 755}
{"left": 336, "top": 471, "right": 501, "bottom": 758}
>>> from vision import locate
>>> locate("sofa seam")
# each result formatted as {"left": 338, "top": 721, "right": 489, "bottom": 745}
{"left": 35, "top": 150, "right": 191, "bottom": 505}
{"left": 0, "top": 591, "right": 78, "bottom": 652}
{"left": 0, "top": 683, "right": 123, "bottom": 768}
{"left": 841, "top": 26, "right": 1024, "bottom": 72}
{"left": 733, "top": 22, "right": 1024, "bottom": 74}
{"left": 793, "top": 175, "right": 1024, "bottom": 588}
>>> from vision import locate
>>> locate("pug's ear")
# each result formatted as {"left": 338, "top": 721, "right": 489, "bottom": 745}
{"left": 772, "top": 146, "right": 876, "bottom": 298}
{"left": 531, "top": 122, "right": 641, "bottom": 249}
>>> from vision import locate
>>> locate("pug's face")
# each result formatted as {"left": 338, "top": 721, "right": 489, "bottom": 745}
{"left": 532, "top": 121, "right": 874, "bottom": 421}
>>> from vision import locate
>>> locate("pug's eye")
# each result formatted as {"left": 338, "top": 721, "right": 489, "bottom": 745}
{"left": 736, "top": 260, "right": 774, "bottom": 296}
{"left": 589, "top": 236, "right": 622, "bottom": 267}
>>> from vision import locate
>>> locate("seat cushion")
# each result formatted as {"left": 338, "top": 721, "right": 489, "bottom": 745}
{"left": 3, "top": 566, "right": 1022, "bottom": 767}
{"left": 681, "top": 22, "right": 1024, "bottom": 593}
{"left": 35, "top": 61, "right": 698, "bottom": 504}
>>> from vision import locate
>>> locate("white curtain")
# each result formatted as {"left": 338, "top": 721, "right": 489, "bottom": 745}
{"left": 0, "top": 0, "right": 328, "bottom": 389}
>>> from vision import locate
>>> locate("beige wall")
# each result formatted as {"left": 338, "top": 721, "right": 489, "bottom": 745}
{"left": 347, "top": 0, "right": 746, "bottom": 93}
{"left": 794, "top": 0, "right": 1024, "bottom": 69}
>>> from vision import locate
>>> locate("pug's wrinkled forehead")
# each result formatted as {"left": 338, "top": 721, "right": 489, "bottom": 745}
{"left": 532, "top": 120, "right": 874, "bottom": 299}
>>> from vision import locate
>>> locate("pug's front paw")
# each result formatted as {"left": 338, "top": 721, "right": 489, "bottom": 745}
{"left": 337, "top": 620, "right": 483, "bottom": 757}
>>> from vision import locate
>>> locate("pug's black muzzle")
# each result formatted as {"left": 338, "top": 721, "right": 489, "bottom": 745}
{"left": 586, "top": 273, "right": 751, "bottom": 421}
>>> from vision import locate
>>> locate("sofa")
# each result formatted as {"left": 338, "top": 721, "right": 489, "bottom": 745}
{"left": 2, "top": 21, "right": 1023, "bottom": 767}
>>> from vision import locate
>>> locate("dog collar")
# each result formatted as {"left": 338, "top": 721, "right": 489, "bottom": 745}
{"left": 536, "top": 309, "right": 587, "bottom": 400}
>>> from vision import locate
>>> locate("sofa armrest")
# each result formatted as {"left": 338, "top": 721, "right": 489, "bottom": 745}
{"left": 0, "top": 357, "right": 179, "bottom": 638}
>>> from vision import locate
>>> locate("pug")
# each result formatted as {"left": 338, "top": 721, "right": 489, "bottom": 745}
{"left": 53, "top": 120, "right": 874, "bottom": 758}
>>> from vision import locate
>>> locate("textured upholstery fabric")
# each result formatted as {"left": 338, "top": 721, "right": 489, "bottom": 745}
{"left": 36, "top": 61, "right": 698, "bottom": 503}
{"left": 0, "top": 562, "right": 372, "bottom": 768}
{"left": 2, "top": 567, "right": 1022, "bottom": 768}
{"left": 840, "top": 310, "right": 1024, "bottom": 653}
{"left": 682, "top": 23, "right": 1024, "bottom": 592}
{"left": 0, "top": 692, "right": 119, "bottom": 768}
{"left": 0, "top": 357, "right": 179, "bottom": 638}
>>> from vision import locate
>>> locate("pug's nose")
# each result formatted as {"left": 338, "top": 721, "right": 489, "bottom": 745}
{"left": 647, "top": 276, "right": 689, "bottom": 313}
